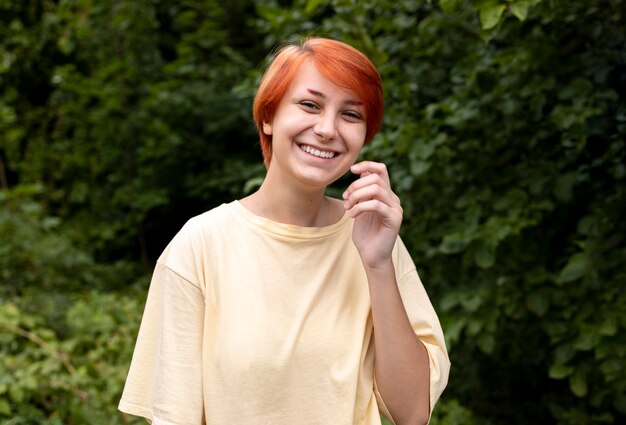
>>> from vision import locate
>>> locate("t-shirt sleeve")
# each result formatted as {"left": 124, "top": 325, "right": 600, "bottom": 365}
{"left": 118, "top": 261, "right": 206, "bottom": 425}
{"left": 375, "top": 237, "right": 451, "bottom": 424}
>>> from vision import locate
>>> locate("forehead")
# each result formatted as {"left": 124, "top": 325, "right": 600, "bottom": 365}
{"left": 286, "top": 60, "right": 362, "bottom": 102}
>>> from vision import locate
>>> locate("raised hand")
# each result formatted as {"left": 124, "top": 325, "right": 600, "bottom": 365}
{"left": 342, "top": 161, "right": 403, "bottom": 269}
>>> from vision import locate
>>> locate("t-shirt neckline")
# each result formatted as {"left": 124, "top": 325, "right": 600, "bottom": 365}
{"left": 232, "top": 200, "right": 351, "bottom": 239}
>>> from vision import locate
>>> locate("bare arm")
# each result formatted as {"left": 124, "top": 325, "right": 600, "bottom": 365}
{"left": 343, "top": 161, "right": 431, "bottom": 425}
{"left": 365, "top": 261, "right": 430, "bottom": 425}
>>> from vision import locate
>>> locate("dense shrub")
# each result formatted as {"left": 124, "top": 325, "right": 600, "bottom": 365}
{"left": 1, "top": 0, "right": 624, "bottom": 423}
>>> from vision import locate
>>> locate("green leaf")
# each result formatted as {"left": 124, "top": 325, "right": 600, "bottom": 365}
{"left": 474, "top": 240, "right": 495, "bottom": 269}
{"left": 304, "top": 0, "right": 327, "bottom": 15}
{"left": 576, "top": 215, "right": 595, "bottom": 235}
{"left": 527, "top": 291, "right": 549, "bottom": 316}
{"left": 573, "top": 331, "right": 600, "bottom": 351}
{"left": 554, "top": 172, "right": 577, "bottom": 202}
{"left": 479, "top": 1, "right": 507, "bottom": 30}
{"left": 599, "top": 358, "right": 623, "bottom": 376}
{"left": 440, "top": 292, "right": 461, "bottom": 312}
{"left": 0, "top": 398, "right": 10, "bottom": 416}
{"left": 569, "top": 368, "right": 588, "bottom": 397}
{"left": 467, "top": 318, "right": 483, "bottom": 336}
{"left": 0, "top": 303, "right": 20, "bottom": 327}
{"left": 460, "top": 294, "right": 482, "bottom": 312}
{"left": 510, "top": 1, "right": 530, "bottom": 21}
{"left": 440, "top": 0, "right": 462, "bottom": 14}
{"left": 439, "top": 234, "right": 470, "bottom": 254}
{"left": 9, "top": 386, "right": 23, "bottom": 403}
{"left": 549, "top": 363, "right": 573, "bottom": 379}
{"left": 559, "top": 253, "right": 589, "bottom": 283}
{"left": 599, "top": 317, "right": 617, "bottom": 336}
{"left": 410, "top": 160, "right": 431, "bottom": 176}
{"left": 243, "top": 176, "right": 264, "bottom": 194}
{"left": 477, "top": 334, "right": 495, "bottom": 354}
{"left": 443, "top": 319, "right": 466, "bottom": 347}
{"left": 554, "top": 344, "right": 575, "bottom": 364}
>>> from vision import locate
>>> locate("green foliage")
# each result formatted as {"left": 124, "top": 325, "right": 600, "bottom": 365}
{"left": 0, "top": 292, "right": 144, "bottom": 423}
{"left": 0, "top": 185, "right": 139, "bottom": 298}
{"left": 252, "top": 0, "right": 626, "bottom": 423}
{"left": 1, "top": 0, "right": 625, "bottom": 423}
{"left": 1, "top": 0, "right": 265, "bottom": 266}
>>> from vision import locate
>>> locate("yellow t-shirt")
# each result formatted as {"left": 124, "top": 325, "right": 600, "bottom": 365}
{"left": 119, "top": 201, "right": 449, "bottom": 425}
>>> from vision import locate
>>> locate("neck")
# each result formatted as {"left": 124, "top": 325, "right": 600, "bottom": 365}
{"left": 251, "top": 182, "right": 330, "bottom": 227}
{"left": 239, "top": 158, "right": 347, "bottom": 227}
{"left": 241, "top": 172, "right": 347, "bottom": 227}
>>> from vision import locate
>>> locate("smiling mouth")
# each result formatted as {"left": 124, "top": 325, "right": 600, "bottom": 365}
{"left": 298, "top": 144, "right": 336, "bottom": 159}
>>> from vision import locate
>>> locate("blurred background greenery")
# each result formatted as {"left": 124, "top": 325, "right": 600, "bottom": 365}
{"left": 0, "top": 0, "right": 624, "bottom": 424}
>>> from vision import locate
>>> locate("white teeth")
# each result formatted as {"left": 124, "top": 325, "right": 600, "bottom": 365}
{"left": 300, "top": 144, "right": 335, "bottom": 159}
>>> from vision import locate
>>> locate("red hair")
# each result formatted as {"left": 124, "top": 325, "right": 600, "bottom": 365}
{"left": 253, "top": 37, "right": 384, "bottom": 167}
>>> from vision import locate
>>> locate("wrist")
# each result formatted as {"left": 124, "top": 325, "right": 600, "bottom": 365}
{"left": 362, "top": 258, "right": 395, "bottom": 278}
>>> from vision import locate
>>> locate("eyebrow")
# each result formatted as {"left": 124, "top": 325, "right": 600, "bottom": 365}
{"left": 306, "top": 88, "right": 363, "bottom": 106}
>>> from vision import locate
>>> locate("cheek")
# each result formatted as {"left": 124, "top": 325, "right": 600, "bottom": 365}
{"left": 274, "top": 115, "right": 309, "bottom": 138}
{"left": 350, "top": 126, "right": 367, "bottom": 149}
{"left": 340, "top": 121, "right": 366, "bottom": 142}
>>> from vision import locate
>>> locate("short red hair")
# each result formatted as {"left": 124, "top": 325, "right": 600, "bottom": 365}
{"left": 253, "top": 37, "right": 384, "bottom": 167}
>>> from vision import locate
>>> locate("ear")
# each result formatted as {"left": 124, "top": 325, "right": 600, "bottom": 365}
{"left": 262, "top": 122, "right": 273, "bottom": 135}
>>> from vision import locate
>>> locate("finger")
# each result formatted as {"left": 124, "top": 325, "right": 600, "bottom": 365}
{"left": 342, "top": 172, "right": 390, "bottom": 200}
{"left": 344, "top": 183, "right": 399, "bottom": 210}
{"left": 351, "top": 161, "right": 391, "bottom": 184}
{"left": 347, "top": 199, "right": 403, "bottom": 225}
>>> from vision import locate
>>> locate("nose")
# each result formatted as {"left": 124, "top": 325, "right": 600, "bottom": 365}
{"left": 313, "top": 112, "right": 337, "bottom": 141}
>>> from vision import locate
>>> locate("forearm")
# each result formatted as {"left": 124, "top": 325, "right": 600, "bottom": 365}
{"left": 344, "top": 161, "right": 432, "bottom": 423}
{"left": 365, "top": 260, "right": 430, "bottom": 425}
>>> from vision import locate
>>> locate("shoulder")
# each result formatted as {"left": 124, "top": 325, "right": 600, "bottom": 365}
{"left": 179, "top": 202, "right": 237, "bottom": 238}
{"left": 158, "top": 202, "right": 239, "bottom": 267}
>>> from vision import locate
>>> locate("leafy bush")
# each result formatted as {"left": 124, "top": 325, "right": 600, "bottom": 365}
{"left": 1, "top": 0, "right": 624, "bottom": 423}
{"left": 0, "top": 293, "right": 144, "bottom": 424}
{"left": 253, "top": 0, "right": 626, "bottom": 423}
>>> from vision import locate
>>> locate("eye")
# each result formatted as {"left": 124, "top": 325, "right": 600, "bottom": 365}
{"left": 342, "top": 110, "right": 364, "bottom": 122}
{"left": 299, "top": 101, "right": 319, "bottom": 111}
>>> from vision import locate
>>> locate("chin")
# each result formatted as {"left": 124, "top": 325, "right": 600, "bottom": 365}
{"left": 296, "top": 172, "right": 341, "bottom": 189}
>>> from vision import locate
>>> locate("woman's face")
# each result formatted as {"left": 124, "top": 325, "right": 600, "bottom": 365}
{"left": 263, "top": 60, "right": 367, "bottom": 190}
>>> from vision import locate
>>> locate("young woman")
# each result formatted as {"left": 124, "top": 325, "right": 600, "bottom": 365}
{"left": 119, "top": 37, "right": 449, "bottom": 425}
